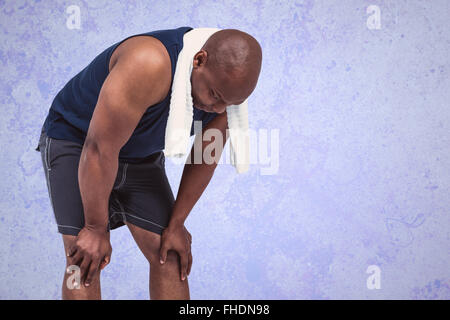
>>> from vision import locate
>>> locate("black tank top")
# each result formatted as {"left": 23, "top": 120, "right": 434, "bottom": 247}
{"left": 42, "top": 26, "right": 218, "bottom": 163}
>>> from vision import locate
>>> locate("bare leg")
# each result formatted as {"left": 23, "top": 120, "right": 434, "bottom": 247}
{"left": 125, "top": 222, "right": 190, "bottom": 300}
{"left": 61, "top": 234, "right": 102, "bottom": 300}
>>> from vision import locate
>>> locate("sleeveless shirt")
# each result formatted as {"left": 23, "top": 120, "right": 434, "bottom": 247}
{"left": 42, "top": 26, "right": 218, "bottom": 163}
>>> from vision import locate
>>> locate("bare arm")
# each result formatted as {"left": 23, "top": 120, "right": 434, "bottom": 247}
{"left": 159, "top": 111, "right": 229, "bottom": 281}
{"left": 170, "top": 111, "right": 229, "bottom": 225}
{"left": 79, "top": 51, "right": 169, "bottom": 229}
{"left": 68, "top": 42, "right": 171, "bottom": 287}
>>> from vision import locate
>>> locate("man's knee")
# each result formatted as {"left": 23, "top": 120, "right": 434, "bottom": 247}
{"left": 61, "top": 234, "right": 102, "bottom": 283}
{"left": 164, "top": 250, "right": 179, "bottom": 263}
{"left": 61, "top": 234, "right": 76, "bottom": 263}
{"left": 153, "top": 250, "right": 180, "bottom": 272}
{"left": 62, "top": 234, "right": 79, "bottom": 265}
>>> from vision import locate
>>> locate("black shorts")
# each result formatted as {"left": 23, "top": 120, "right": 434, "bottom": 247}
{"left": 35, "top": 126, "right": 175, "bottom": 236}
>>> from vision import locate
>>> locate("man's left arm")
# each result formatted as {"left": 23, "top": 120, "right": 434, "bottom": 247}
{"left": 171, "top": 111, "right": 229, "bottom": 226}
{"left": 159, "top": 111, "right": 229, "bottom": 281}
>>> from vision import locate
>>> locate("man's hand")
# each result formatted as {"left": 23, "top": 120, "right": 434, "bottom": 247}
{"left": 67, "top": 226, "right": 112, "bottom": 287}
{"left": 159, "top": 223, "right": 193, "bottom": 281}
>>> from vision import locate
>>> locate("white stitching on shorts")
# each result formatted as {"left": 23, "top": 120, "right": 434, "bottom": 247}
{"left": 114, "top": 196, "right": 127, "bottom": 222}
{"left": 44, "top": 137, "right": 56, "bottom": 214}
{"left": 110, "top": 211, "right": 165, "bottom": 229}
{"left": 44, "top": 137, "right": 48, "bottom": 169}
{"left": 57, "top": 224, "right": 82, "bottom": 230}
{"left": 114, "top": 196, "right": 124, "bottom": 212}
{"left": 45, "top": 136, "right": 52, "bottom": 171}
{"left": 114, "top": 163, "right": 128, "bottom": 189}
{"left": 48, "top": 137, "right": 52, "bottom": 171}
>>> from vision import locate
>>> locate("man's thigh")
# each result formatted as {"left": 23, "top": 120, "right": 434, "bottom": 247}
{"left": 125, "top": 222, "right": 161, "bottom": 263}
{"left": 109, "top": 151, "right": 175, "bottom": 236}
{"left": 37, "top": 129, "right": 126, "bottom": 235}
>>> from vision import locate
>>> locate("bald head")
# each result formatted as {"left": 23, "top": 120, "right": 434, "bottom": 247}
{"left": 202, "top": 29, "right": 262, "bottom": 86}
{"left": 190, "top": 29, "right": 262, "bottom": 113}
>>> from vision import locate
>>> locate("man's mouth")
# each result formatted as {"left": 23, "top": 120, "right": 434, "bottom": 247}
{"left": 193, "top": 98, "right": 210, "bottom": 112}
{"left": 199, "top": 105, "right": 212, "bottom": 112}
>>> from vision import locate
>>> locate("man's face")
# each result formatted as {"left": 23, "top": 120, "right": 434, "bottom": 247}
{"left": 190, "top": 52, "right": 247, "bottom": 114}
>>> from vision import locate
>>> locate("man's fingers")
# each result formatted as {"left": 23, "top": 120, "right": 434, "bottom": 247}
{"left": 99, "top": 255, "right": 111, "bottom": 270}
{"left": 184, "top": 227, "right": 192, "bottom": 243}
{"left": 67, "top": 244, "right": 77, "bottom": 257}
{"left": 68, "top": 250, "right": 82, "bottom": 267}
{"left": 160, "top": 243, "right": 169, "bottom": 264}
{"left": 101, "top": 247, "right": 112, "bottom": 269}
{"left": 187, "top": 250, "right": 193, "bottom": 276}
{"left": 85, "top": 259, "right": 100, "bottom": 287}
{"left": 180, "top": 252, "right": 189, "bottom": 281}
{"left": 79, "top": 257, "right": 91, "bottom": 285}
{"left": 186, "top": 228, "right": 192, "bottom": 274}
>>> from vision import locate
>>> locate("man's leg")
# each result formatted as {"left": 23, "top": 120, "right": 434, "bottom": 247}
{"left": 61, "top": 234, "right": 102, "bottom": 300}
{"left": 125, "top": 222, "right": 190, "bottom": 300}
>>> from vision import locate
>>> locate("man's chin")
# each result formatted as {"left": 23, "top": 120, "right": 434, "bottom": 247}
{"left": 196, "top": 104, "right": 211, "bottom": 112}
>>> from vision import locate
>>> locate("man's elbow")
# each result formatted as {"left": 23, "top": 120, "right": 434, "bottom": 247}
{"left": 81, "top": 139, "right": 119, "bottom": 163}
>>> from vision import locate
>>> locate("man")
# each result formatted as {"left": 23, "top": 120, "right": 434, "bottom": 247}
{"left": 35, "top": 26, "right": 262, "bottom": 299}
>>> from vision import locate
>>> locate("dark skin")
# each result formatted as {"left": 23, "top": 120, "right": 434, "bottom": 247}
{"left": 191, "top": 29, "right": 262, "bottom": 113}
{"left": 65, "top": 29, "right": 262, "bottom": 299}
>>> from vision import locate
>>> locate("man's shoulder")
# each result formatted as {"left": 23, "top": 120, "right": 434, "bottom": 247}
{"left": 113, "top": 36, "right": 172, "bottom": 104}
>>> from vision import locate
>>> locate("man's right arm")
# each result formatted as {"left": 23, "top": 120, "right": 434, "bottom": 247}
{"left": 79, "top": 43, "right": 170, "bottom": 230}
{"left": 68, "top": 41, "right": 171, "bottom": 287}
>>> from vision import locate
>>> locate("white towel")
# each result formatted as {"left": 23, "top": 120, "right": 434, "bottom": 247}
{"left": 163, "top": 27, "right": 250, "bottom": 174}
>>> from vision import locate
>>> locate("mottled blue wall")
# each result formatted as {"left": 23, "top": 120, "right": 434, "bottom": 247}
{"left": 1, "top": 0, "right": 449, "bottom": 299}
